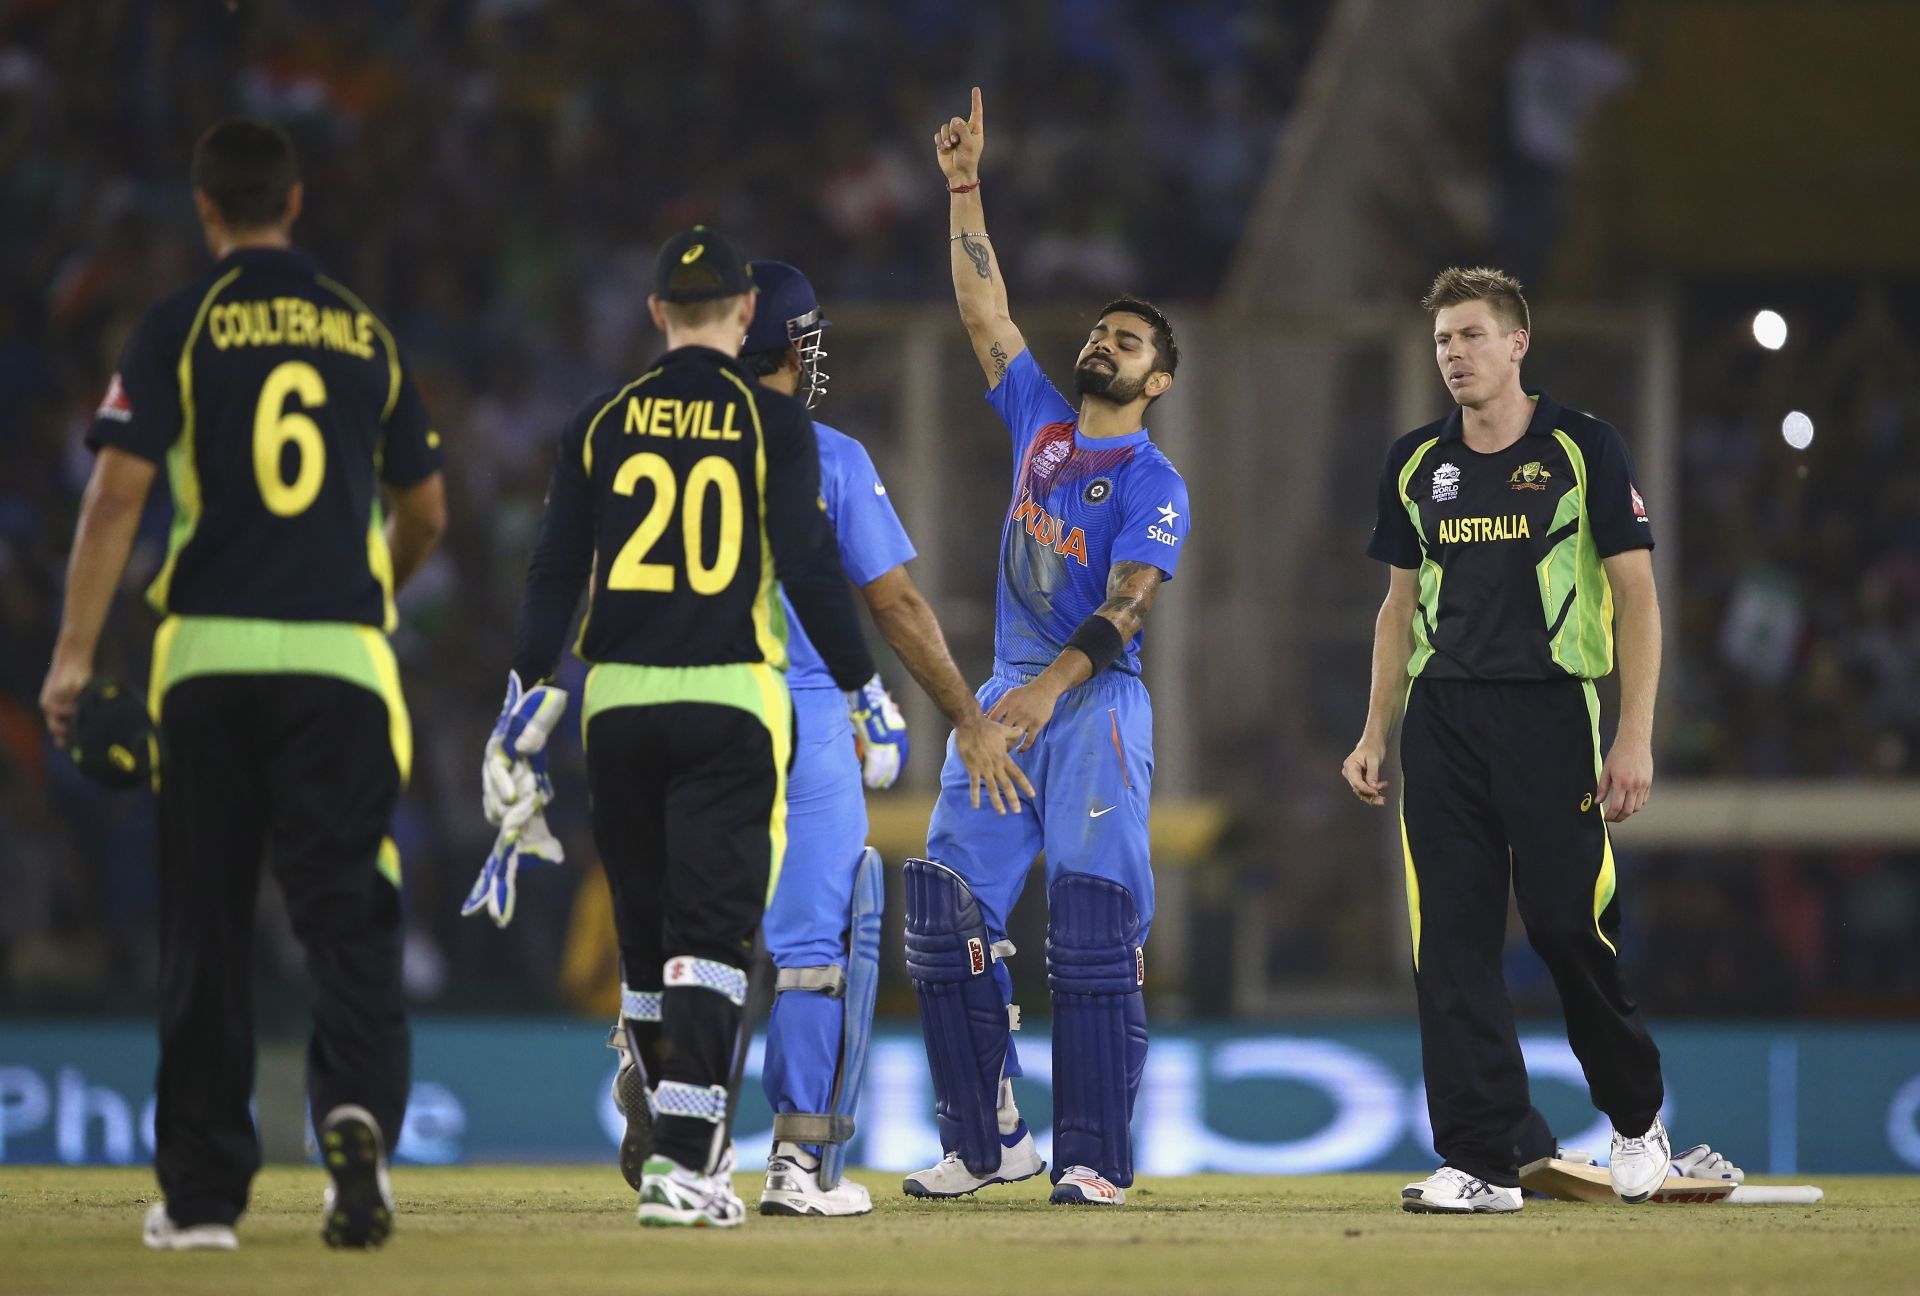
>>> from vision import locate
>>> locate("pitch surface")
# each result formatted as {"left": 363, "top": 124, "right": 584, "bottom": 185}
{"left": 4, "top": 1168, "right": 1917, "bottom": 1295}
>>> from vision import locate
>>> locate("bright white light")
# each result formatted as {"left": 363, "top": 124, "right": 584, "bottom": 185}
{"left": 1782, "top": 410, "right": 1815, "bottom": 450}
{"left": 1753, "top": 309, "right": 1788, "bottom": 350}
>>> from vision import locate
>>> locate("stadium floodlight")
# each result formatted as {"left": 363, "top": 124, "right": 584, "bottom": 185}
{"left": 1752, "top": 309, "right": 1788, "bottom": 350}
{"left": 1781, "top": 410, "right": 1815, "bottom": 450}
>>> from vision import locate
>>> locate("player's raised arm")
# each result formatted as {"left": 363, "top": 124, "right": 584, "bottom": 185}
{"left": 936, "top": 86, "right": 1026, "bottom": 389}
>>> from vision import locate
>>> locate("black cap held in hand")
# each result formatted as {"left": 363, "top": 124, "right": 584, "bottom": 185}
{"left": 654, "top": 226, "right": 753, "bottom": 303}
{"left": 69, "top": 679, "right": 157, "bottom": 790}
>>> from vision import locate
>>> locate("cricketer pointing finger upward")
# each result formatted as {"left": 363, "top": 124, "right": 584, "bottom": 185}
{"left": 905, "top": 87, "right": 1190, "bottom": 1209}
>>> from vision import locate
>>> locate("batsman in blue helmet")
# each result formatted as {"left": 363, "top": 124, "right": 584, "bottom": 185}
{"left": 607, "top": 259, "right": 1031, "bottom": 1217}
{"left": 910, "top": 89, "right": 1191, "bottom": 1207}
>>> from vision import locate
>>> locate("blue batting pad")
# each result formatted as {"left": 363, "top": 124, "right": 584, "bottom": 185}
{"left": 1047, "top": 873, "right": 1149, "bottom": 1188}
{"left": 904, "top": 857, "right": 1014, "bottom": 1177}
{"left": 818, "top": 846, "right": 884, "bottom": 1188}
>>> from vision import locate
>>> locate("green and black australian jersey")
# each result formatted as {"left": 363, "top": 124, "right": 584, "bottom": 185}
{"left": 1367, "top": 392, "right": 1654, "bottom": 682}
{"left": 87, "top": 247, "right": 441, "bottom": 633}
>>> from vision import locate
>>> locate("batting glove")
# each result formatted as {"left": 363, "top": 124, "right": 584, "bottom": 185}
{"left": 463, "top": 810, "right": 565, "bottom": 929}
{"left": 847, "top": 673, "right": 908, "bottom": 790}
{"left": 482, "top": 671, "right": 569, "bottom": 828}
{"left": 1670, "top": 1144, "right": 1744, "bottom": 1183}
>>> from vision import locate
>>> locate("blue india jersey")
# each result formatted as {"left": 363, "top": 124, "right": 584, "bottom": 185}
{"left": 783, "top": 420, "right": 917, "bottom": 691}
{"left": 987, "top": 349, "right": 1190, "bottom": 675}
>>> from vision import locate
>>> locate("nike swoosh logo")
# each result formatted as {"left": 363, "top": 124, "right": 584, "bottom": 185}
{"left": 1089, "top": 805, "right": 1116, "bottom": 818}
{"left": 873, "top": 481, "right": 888, "bottom": 496}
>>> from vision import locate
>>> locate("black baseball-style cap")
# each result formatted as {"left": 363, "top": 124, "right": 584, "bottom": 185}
{"left": 68, "top": 679, "right": 156, "bottom": 789}
{"left": 654, "top": 226, "right": 753, "bottom": 303}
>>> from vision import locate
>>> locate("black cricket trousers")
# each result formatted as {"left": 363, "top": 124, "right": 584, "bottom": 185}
{"left": 1399, "top": 675, "right": 1663, "bottom": 1187}
{"left": 587, "top": 693, "right": 786, "bottom": 1171}
{"left": 155, "top": 674, "right": 408, "bottom": 1227}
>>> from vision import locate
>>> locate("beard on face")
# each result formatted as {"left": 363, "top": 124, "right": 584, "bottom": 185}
{"left": 1072, "top": 354, "right": 1148, "bottom": 404}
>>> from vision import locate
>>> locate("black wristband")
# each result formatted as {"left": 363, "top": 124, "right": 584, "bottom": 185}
{"left": 1063, "top": 614, "right": 1125, "bottom": 676}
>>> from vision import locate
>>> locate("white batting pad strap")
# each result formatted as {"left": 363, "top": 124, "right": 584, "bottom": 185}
{"left": 990, "top": 939, "right": 1017, "bottom": 961}
{"left": 653, "top": 1081, "right": 729, "bottom": 1123}
{"left": 663, "top": 956, "right": 749, "bottom": 1006}
{"left": 620, "top": 985, "right": 662, "bottom": 1022}
{"left": 775, "top": 964, "right": 847, "bottom": 997}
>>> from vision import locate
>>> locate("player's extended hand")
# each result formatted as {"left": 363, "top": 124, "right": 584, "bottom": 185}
{"left": 934, "top": 85, "right": 984, "bottom": 183}
{"left": 1341, "top": 735, "right": 1390, "bottom": 806}
{"left": 847, "top": 674, "right": 910, "bottom": 790}
{"left": 1596, "top": 734, "right": 1653, "bottom": 822}
{"left": 986, "top": 679, "right": 1059, "bottom": 754}
{"left": 952, "top": 711, "right": 1034, "bottom": 815}
{"left": 39, "top": 652, "right": 91, "bottom": 749}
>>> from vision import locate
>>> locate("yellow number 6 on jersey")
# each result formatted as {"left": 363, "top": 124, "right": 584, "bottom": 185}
{"left": 254, "top": 360, "right": 327, "bottom": 517}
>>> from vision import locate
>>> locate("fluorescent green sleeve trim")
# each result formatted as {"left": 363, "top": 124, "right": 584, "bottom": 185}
{"left": 1395, "top": 436, "right": 1443, "bottom": 678}
{"left": 149, "top": 268, "right": 245, "bottom": 614}
{"left": 1549, "top": 428, "right": 1617, "bottom": 679}
{"left": 719, "top": 368, "right": 790, "bottom": 670}
{"left": 148, "top": 615, "right": 413, "bottom": 787}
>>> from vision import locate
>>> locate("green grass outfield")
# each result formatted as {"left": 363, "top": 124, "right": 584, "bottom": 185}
{"left": 4, "top": 1168, "right": 1918, "bottom": 1296}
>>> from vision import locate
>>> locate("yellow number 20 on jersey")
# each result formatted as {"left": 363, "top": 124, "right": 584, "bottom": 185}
{"left": 609, "top": 451, "right": 743, "bottom": 595}
{"left": 253, "top": 359, "right": 328, "bottom": 517}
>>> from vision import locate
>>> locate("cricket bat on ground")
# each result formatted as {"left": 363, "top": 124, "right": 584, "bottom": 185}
{"left": 1519, "top": 1157, "right": 1824, "bottom": 1205}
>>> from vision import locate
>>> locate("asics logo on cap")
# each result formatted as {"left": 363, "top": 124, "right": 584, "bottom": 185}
{"left": 681, "top": 243, "right": 705, "bottom": 264}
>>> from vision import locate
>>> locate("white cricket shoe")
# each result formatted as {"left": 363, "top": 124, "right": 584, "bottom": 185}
{"left": 1049, "top": 1165, "right": 1126, "bottom": 1206}
{"left": 759, "top": 1142, "right": 873, "bottom": 1217}
{"left": 142, "top": 1202, "right": 238, "bottom": 1251}
{"left": 1609, "top": 1114, "right": 1672, "bottom": 1203}
{"left": 901, "top": 1129, "right": 1047, "bottom": 1198}
{"left": 637, "top": 1154, "right": 746, "bottom": 1228}
{"left": 1401, "top": 1166, "right": 1523, "bottom": 1214}
{"left": 319, "top": 1105, "right": 395, "bottom": 1249}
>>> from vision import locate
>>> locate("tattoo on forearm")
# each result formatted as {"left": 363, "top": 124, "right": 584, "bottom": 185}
{"left": 960, "top": 234, "right": 991, "bottom": 281}
{"left": 989, "top": 341, "right": 1009, "bottom": 382}
{"left": 1096, "top": 560, "right": 1162, "bottom": 638}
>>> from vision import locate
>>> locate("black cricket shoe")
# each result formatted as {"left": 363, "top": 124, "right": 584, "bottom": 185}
{"left": 320, "top": 1105, "right": 394, "bottom": 1248}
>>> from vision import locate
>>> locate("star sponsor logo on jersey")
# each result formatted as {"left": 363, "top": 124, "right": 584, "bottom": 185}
{"left": 1146, "top": 500, "right": 1180, "bottom": 547}
{"left": 1631, "top": 484, "right": 1649, "bottom": 522}
{"left": 1431, "top": 462, "right": 1461, "bottom": 503}
{"left": 1509, "top": 460, "right": 1553, "bottom": 491}
{"left": 96, "top": 372, "right": 133, "bottom": 423}
{"left": 1083, "top": 476, "right": 1113, "bottom": 505}
{"left": 1010, "top": 488, "right": 1090, "bottom": 565}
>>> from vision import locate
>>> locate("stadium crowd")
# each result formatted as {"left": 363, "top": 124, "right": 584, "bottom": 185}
{"left": 2, "top": 0, "right": 1914, "bottom": 1017}
{"left": 0, "top": 0, "right": 1324, "bottom": 1007}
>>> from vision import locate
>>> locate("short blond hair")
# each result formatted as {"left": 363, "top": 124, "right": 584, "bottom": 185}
{"left": 1421, "top": 266, "right": 1530, "bottom": 335}
{"left": 659, "top": 293, "right": 747, "bottom": 330}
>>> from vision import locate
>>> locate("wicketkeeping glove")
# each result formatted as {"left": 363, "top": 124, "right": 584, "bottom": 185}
{"left": 466, "top": 671, "right": 570, "bottom": 928}
{"left": 846, "top": 673, "right": 908, "bottom": 790}
{"left": 1670, "top": 1143, "right": 1744, "bottom": 1183}
{"left": 463, "top": 811, "right": 565, "bottom": 929}
{"left": 481, "top": 671, "right": 569, "bottom": 829}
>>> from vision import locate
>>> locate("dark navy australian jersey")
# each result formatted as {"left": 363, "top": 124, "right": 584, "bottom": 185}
{"left": 987, "top": 349, "right": 1190, "bottom": 675}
